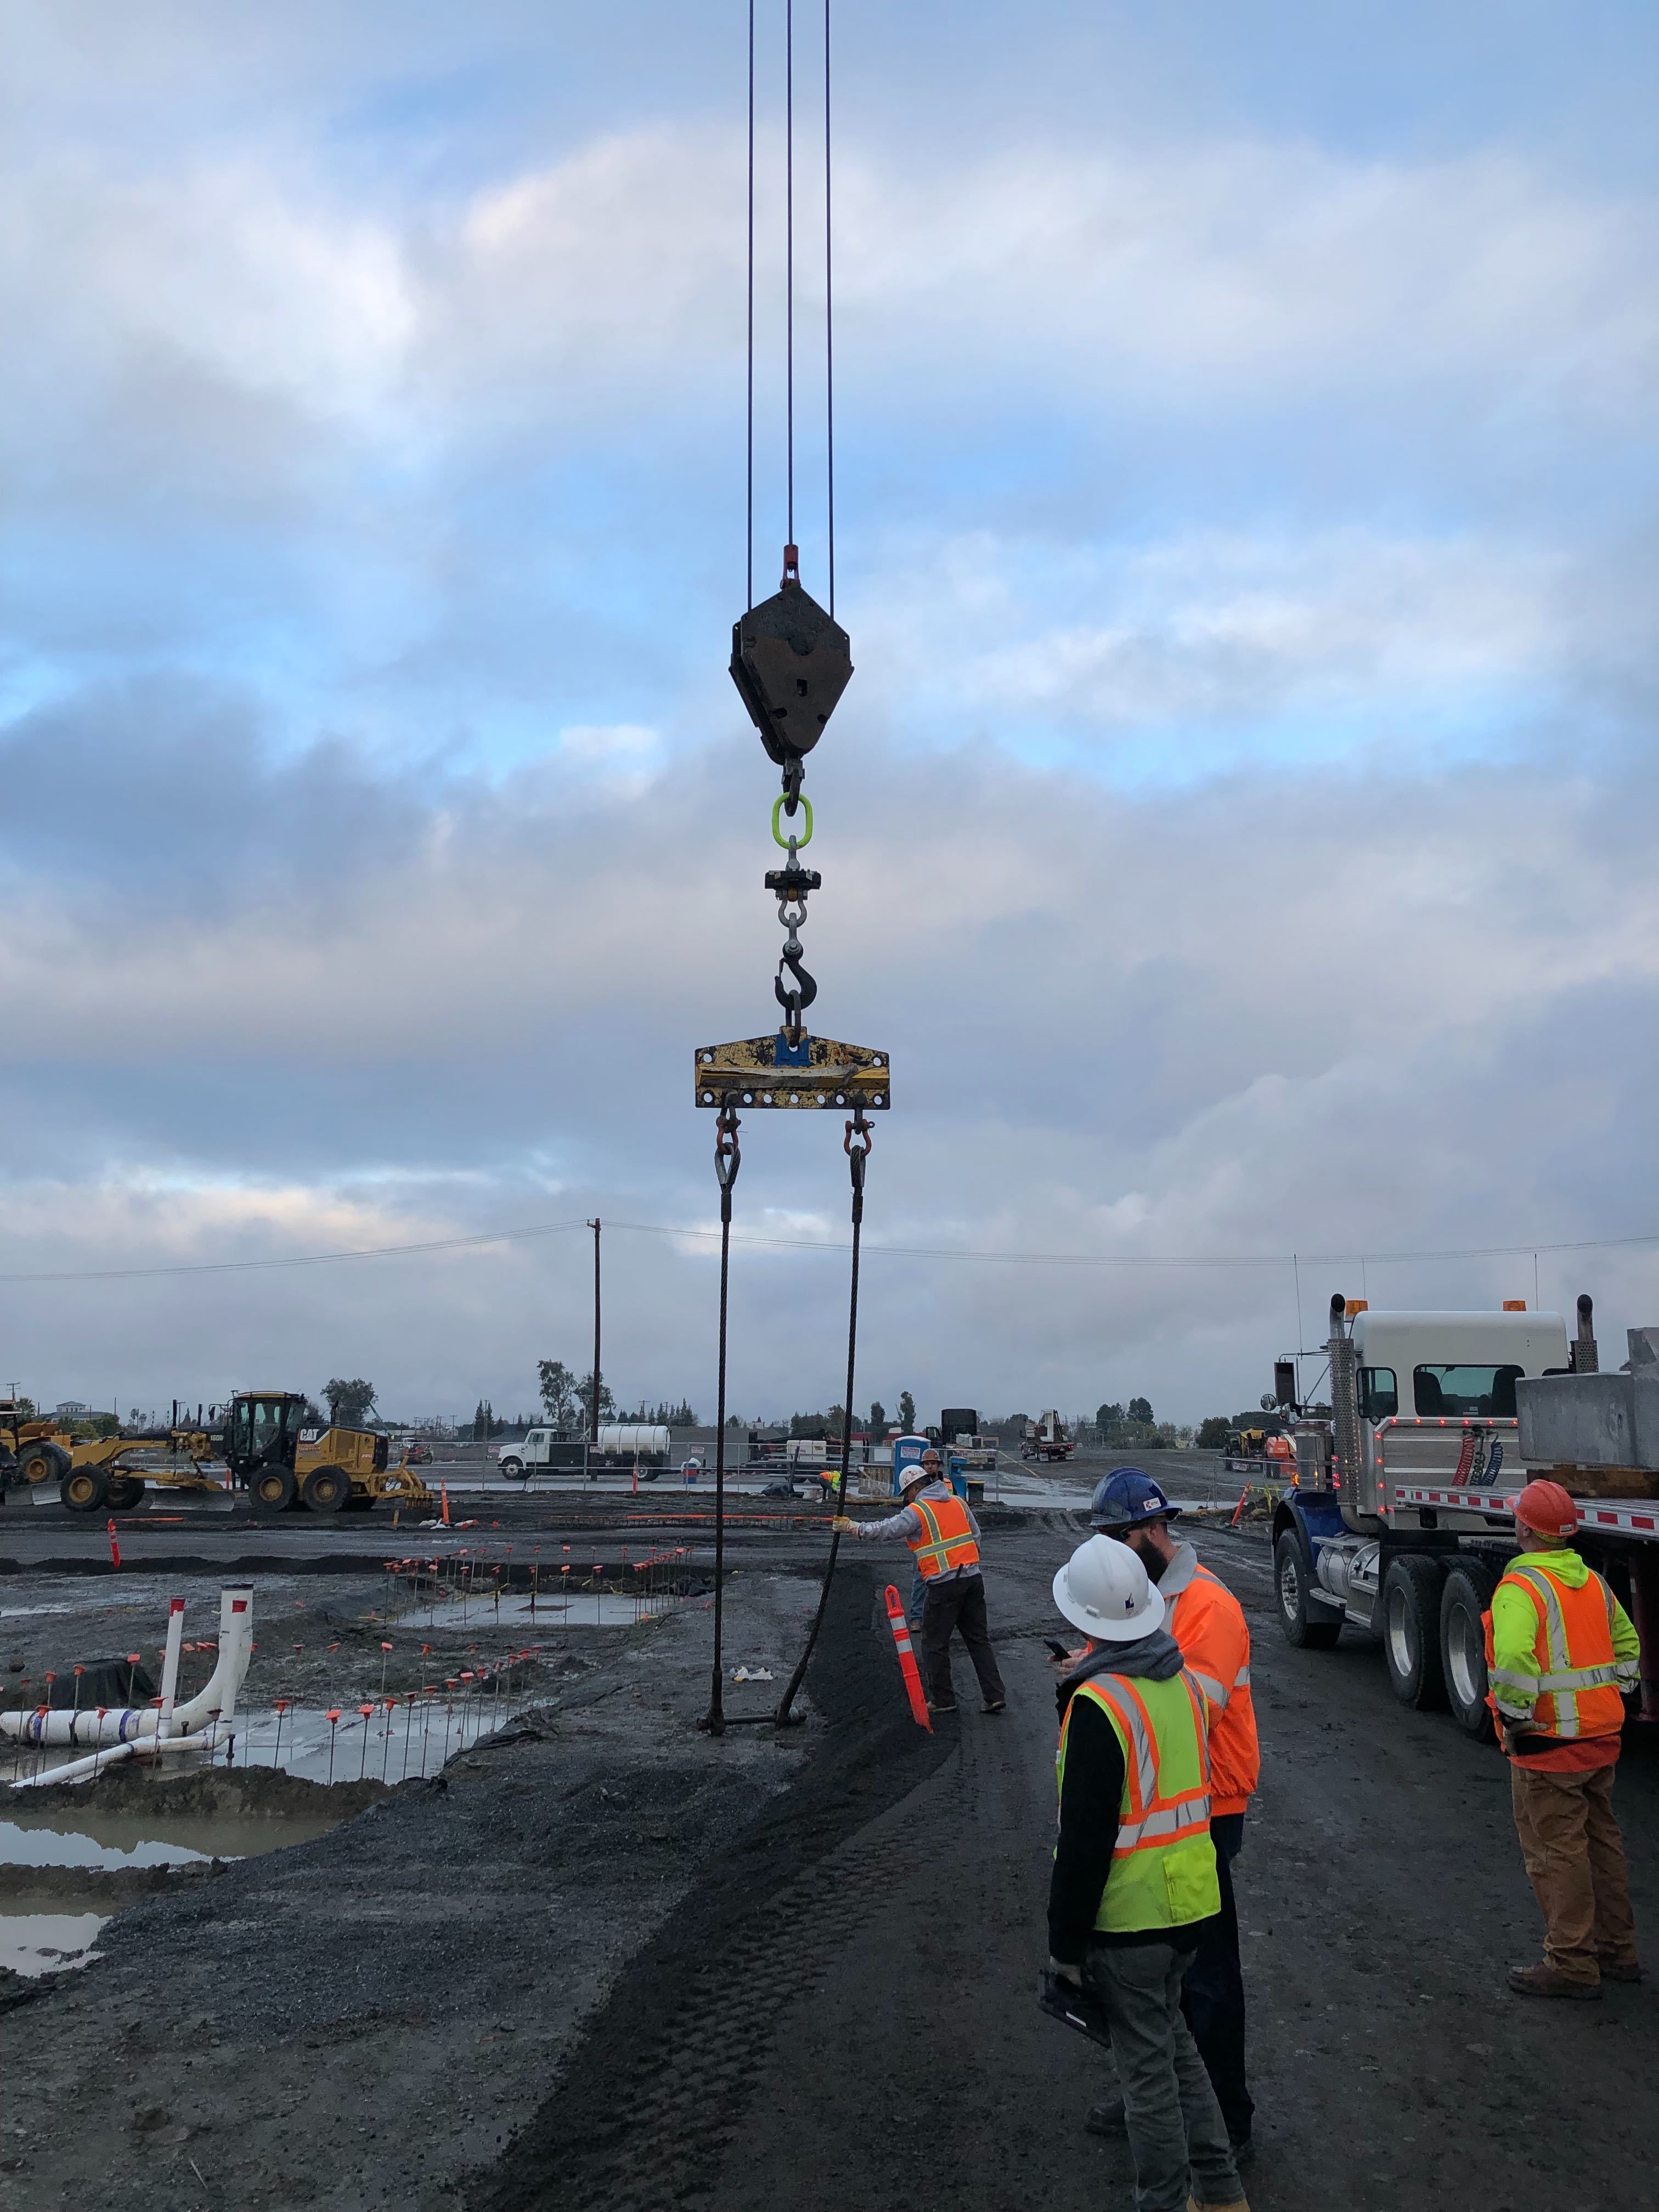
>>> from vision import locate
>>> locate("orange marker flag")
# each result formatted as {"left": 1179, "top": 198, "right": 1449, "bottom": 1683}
{"left": 883, "top": 1585, "right": 932, "bottom": 1733}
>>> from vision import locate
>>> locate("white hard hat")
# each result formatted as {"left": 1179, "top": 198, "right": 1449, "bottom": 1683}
{"left": 1052, "top": 1534, "right": 1166, "bottom": 1643}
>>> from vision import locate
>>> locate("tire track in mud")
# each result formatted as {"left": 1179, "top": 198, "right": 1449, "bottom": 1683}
{"left": 466, "top": 1565, "right": 961, "bottom": 2212}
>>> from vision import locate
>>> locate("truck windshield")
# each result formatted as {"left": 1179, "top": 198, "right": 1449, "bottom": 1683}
{"left": 1413, "top": 1364, "right": 1525, "bottom": 1418}
{"left": 1359, "top": 1368, "right": 1397, "bottom": 1420}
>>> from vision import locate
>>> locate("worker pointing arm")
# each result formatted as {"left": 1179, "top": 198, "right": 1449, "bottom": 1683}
{"left": 832, "top": 1448, "right": 1006, "bottom": 1714}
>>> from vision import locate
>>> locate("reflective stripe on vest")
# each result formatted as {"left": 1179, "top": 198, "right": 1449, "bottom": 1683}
{"left": 907, "top": 1491, "right": 979, "bottom": 1579}
{"left": 1490, "top": 1560, "right": 1626, "bottom": 1740}
{"left": 1055, "top": 1669, "right": 1219, "bottom": 1934}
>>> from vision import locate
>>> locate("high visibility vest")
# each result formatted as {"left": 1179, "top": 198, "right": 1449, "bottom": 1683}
{"left": 1056, "top": 1670, "right": 1220, "bottom": 1934}
{"left": 1166, "top": 1563, "right": 1259, "bottom": 1818}
{"left": 906, "top": 1490, "right": 979, "bottom": 1580}
{"left": 1485, "top": 1559, "right": 1627, "bottom": 1742}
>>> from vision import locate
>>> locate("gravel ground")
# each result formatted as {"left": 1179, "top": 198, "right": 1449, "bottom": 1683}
{"left": 0, "top": 1562, "right": 828, "bottom": 2211}
{"left": 9, "top": 1503, "right": 1652, "bottom": 2212}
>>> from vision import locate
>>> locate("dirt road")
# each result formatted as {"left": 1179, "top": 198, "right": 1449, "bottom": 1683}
{"left": 477, "top": 1517, "right": 1659, "bottom": 2212}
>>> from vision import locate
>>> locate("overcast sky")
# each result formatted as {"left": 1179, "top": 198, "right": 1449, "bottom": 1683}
{"left": 2, "top": 2, "right": 1656, "bottom": 1427}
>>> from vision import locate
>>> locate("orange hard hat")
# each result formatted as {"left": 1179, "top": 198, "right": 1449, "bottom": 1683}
{"left": 1513, "top": 1479, "right": 1578, "bottom": 1540}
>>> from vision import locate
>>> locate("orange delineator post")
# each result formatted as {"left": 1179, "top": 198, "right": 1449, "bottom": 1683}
{"left": 884, "top": 1585, "right": 933, "bottom": 1733}
{"left": 441, "top": 1481, "right": 452, "bottom": 1527}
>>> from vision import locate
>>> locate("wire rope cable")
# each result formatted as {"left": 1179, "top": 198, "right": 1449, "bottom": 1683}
{"left": 785, "top": 0, "right": 795, "bottom": 552}
{"left": 775, "top": 1108, "right": 870, "bottom": 1726}
{"left": 700, "top": 1101, "right": 742, "bottom": 1737}
{"left": 746, "top": 0, "right": 756, "bottom": 610}
{"left": 823, "top": 0, "right": 835, "bottom": 616}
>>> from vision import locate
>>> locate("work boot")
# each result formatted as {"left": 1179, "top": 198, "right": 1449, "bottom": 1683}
{"left": 1085, "top": 2097, "right": 1126, "bottom": 2138}
{"left": 927, "top": 1700, "right": 958, "bottom": 1714}
{"left": 981, "top": 1699, "right": 1006, "bottom": 1714}
{"left": 1508, "top": 1963, "right": 1601, "bottom": 1999}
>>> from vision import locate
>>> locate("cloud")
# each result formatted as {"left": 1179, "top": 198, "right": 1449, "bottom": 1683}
{"left": 1, "top": 13, "right": 1657, "bottom": 1423}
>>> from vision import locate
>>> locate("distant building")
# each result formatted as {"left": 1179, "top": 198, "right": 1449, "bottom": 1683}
{"left": 53, "top": 1400, "right": 89, "bottom": 1417}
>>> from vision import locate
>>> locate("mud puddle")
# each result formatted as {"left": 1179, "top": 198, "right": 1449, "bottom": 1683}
{"left": 1, "top": 1764, "right": 387, "bottom": 1979}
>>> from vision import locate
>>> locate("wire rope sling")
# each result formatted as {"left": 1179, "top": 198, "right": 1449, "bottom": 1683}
{"left": 696, "top": 0, "right": 887, "bottom": 1736}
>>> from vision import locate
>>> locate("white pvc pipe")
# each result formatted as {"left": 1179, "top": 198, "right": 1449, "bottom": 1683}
{"left": 0, "top": 1584, "right": 253, "bottom": 1748}
{"left": 158, "top": 1597, "right": 185, "bottom": 1737}
{"left": 8, "top": 1718, "right": 233, "bottom": 1792}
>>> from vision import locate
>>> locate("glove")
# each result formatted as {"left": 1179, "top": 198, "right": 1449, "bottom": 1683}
{"left": 831, "top": 1515, "right": 856, "bottom": 1533}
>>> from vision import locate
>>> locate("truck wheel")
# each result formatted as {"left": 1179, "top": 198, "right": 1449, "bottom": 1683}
{"left": 1275, "top": 1532, "right": 1341, "bottom": 1650}
{"left": 302, "top": 1464, "right": 351, "bottom": 1513}
{"left": 1440, "top": 1561, "right": 1498, "bottom": 1740}
{"left": 60, "top": 1466, "right": 109, "bottom": 1513}
{"left": 252, "top": 1465, "right": 298, "bottom": 1514}
{"left": 1381, "top": 1555, "right": 1448, "bottom": 1709}
{"left": 105, "top": 1477, "right": 146, "bottom": 1510}
{"left": 498, "top": 1457, "right": 525, "bottom": 1479}
{"left": 21, "top": 1441, "right": 72, "bottom": 1486}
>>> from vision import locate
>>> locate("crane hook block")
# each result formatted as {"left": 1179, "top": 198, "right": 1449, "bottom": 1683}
{"left": 695, "top": 1035, "right": 890, "bottom": 1110}
{"left": 730, "top": 574, "right": 853, "bottom": 770}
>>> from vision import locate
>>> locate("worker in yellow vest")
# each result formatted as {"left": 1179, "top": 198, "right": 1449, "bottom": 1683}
{"left": 1082, "top": 1469, "right": 1259, "bottom": 2161}
{"left": 1049, "top": 1534, "right": 1248, "bottom": 2212}
{"left": 833, "top": 1448, "right": 1007, "bottom": 1713}
{"left": 1486, "top": 1479, "right": 1641, "bottom": 1997}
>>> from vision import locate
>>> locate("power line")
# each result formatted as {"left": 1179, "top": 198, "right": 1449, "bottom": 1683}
{"left": 5, "top": 1213, "right": 1659, "bottom": 1286}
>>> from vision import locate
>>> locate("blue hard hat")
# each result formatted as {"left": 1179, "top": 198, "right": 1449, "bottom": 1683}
{"left": 1089, "top": 1467, "right": 1180, "bottom": 1532}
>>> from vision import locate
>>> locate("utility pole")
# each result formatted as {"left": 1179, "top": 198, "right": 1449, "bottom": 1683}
{"left": 588, "top": 1218, "right": 602, "bottom": 1443}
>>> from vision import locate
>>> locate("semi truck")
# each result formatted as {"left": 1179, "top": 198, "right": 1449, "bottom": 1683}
{"left": 1272, "top": 1294, "right": 1659, "bottom": 1739}
{"left": 1022, "top": 1410, "right": 1074, "bottom": 1463}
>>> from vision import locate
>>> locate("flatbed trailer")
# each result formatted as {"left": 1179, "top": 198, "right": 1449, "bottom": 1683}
{"left": 1271, "top": 1294, "right": 1659, "bottom": 1736}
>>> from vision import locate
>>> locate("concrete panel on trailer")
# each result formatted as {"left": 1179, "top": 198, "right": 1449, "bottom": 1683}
{"left": 1516, "top": 1371, "right": 1659, "bottom": 1470}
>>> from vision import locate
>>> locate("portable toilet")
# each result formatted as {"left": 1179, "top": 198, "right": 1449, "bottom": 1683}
{"left": 890, "top": 1433, "right": 967, "bottom": 1500}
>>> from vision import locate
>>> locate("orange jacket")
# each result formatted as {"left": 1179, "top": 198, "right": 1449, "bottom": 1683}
{"left": 1163, "top": 1545, "right": 1259, "bottom": 1818}
{"left": 906, "top": 1491, "right": 980, "bottom": 1581}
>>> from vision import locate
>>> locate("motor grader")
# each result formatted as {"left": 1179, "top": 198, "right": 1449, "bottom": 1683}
{"left": 224, "top": 1390, "right": 434, "bottom": 1515}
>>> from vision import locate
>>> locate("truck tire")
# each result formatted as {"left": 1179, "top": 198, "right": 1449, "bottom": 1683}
{"left": 1440, "top": 1561, "right": 1499, "bottom": 1741}
{"left": 302, "top": 1464, "right": 352, "bottom": 1513}
{"left": 1381, "top": 1555, "right": 1448, "bottom": 1709}
{"left": 1275, "top": 1531, "right": 1341, "bottom": 1650}
{"left": 105, "top": 1476, "right": 146, "bottom": 1510}
{"left": 252, "top": 1465, "right": 298, "bottom": 1514}
{"left": 498, "top": 1457, "right": 525, "bottom": 1479}
{"left": 61, "top": 1465, "right": 110, "bottom": 1513}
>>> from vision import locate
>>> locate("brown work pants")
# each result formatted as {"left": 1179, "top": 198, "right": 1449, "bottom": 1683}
{"left": 1510, "top": 1758, "right": 1639, "bottom": 1983}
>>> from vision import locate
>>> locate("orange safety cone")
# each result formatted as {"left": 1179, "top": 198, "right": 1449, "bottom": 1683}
{"left": 441, "top": 1481, "right": 451, "bottom": 1527}
{"left": 883, "top": 1585, "right": 933, "bottom": 1733}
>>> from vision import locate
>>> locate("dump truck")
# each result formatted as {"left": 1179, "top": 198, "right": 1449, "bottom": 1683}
{"left": 1271, "top": 1293, "right": 1659, "bottom": 1739}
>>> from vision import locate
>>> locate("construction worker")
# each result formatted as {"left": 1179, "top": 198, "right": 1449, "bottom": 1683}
{"left": 1049, "top": 1534, "right": 1248, "bottom": 2212}
{"left": 1078, "top": 1469, "right": 1257, "bottom": 2161}
{"left": 832, "top": 1447, "right": 1006, "bottom": 1713}
{"left": 1487, "top": 1477, "right": 1641, "bottom": 1997}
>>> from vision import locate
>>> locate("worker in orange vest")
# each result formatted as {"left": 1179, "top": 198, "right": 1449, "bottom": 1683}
{"left": 833, "top": 1448, "right": 1007, "bottom": 1714}
{"left": 1486, "top": 1478, "right": 1641, "bottom": 1997}
{"left": 1066, "top": 1469, "right": 1259, "bottom": 2163}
